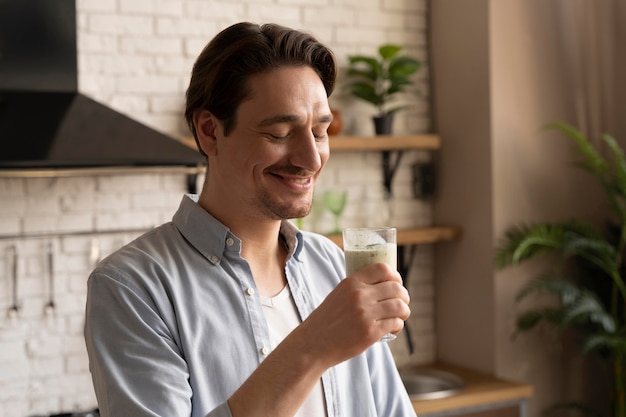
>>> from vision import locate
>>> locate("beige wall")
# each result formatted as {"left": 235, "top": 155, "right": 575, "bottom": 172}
{"left": 431, "top": 0, "right": 614, "bottom": 415}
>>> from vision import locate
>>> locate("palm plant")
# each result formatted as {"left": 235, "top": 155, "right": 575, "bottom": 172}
{"left": 495, "top": 121, "right": 626, "bottom": 417}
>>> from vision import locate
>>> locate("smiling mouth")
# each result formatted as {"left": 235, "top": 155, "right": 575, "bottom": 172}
{"left": 271, "top": 173, "right": 312, "bottom": 185}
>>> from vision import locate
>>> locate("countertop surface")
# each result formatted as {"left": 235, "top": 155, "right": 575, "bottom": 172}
{"left": 404, "top": 362, "right": 534, "bottom": 414}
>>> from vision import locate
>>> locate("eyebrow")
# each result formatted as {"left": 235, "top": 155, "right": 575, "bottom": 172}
{"left": 257, "top": 113, "right": 333, "bottom": 128}
{"left": 257, "top": 115, "right": 301, "bottom": 127}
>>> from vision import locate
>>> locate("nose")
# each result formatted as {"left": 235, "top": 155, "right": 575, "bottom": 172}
{"left": 289, "top": 131, "right": 327, "bottom": 173}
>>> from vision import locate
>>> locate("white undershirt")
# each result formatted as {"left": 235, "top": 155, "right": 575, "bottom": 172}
{"left": 260, "top": 286, "right": 327, "bottom": 417}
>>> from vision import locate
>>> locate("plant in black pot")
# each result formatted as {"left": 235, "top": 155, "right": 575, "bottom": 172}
{"left": 345, "top": 44, "right": 422, "bottom": 135}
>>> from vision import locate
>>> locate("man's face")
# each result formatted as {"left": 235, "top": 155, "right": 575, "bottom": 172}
{"left": 209, "top": 66, "right": 332, "bottom": 221}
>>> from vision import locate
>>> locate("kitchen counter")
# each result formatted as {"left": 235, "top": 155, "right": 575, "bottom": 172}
{"left": 406, "top": 362, "right": 534, "bottom": 417}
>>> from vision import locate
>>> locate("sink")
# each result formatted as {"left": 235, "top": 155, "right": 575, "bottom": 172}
{"left": 400, "top": 368, "right": 465, "bottom": 400}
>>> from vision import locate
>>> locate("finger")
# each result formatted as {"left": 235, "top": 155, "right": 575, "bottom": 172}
{"left": 349, "top": 262, "right": 402, "bottom": 284}
{"left": 378, "top": 317, "right": 406, "bottom": 337}
{"left": 373, "top": 281, "right": 410, "bottom": 303}
{"left": 374, "top": 296, "right": 411, "bottom": 321}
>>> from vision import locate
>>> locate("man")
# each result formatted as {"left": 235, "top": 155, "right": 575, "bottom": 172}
{"left": 84, "top": 22, "right": 415, "bottom": 417}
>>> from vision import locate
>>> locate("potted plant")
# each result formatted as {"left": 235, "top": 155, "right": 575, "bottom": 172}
{"left": 345, "top": 44, "right": 422, "bottom": 135}
{"left": 495, "top": 121, "right": 626, "bottom": 417}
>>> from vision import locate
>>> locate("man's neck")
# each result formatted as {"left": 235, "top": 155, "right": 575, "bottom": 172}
{"left": 240, "top": 228, "right": 288, "bottom": 297}
{"left": 197, "top": 191, "right": 288, "bottom": 296}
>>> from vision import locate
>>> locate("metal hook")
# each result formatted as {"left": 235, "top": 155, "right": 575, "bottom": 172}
{"left": 44, "top": 242, "right": 55, "bottom": 315}
{"left": 7, "top": 245, "right": 19, "bottom": 318}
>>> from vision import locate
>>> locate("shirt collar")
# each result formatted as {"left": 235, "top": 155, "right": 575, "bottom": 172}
{"left": 279, "top": 217, "right": 304, "bottom": 261}
{"left": 173, "top": 194, "right": 304, "bottom": 263}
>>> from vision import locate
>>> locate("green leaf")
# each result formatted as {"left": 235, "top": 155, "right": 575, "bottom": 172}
{"left": 582, "top": 332, "right": 626, "bottom": 355}
{"left": 561, "top": 294, "right": 615, "bottom": 333}
{"left": 604, "top": 134, "right": 626, "bottom": 180}
{"left": 514, "top": 277, "right": 615, "bottom": 333}
{"left": 348, "top": 84, "right": 384, "bottom": 106}
{"left": 495, "top": 223, "right": 567, "bottom": 267}
{"left": 544, "top": 121, "right": 608, "bottom": 174}
{"left": 347, "top": 56, "right": 382, "bottom": 80}
{"left": 388, "top": 56, "right": 421, "bottom": 78}
{"left": 494, "top": 221, "right": 610, "bottom": 268}
{"left": 515, "top": 308, "right": 564, "bottom": 332}
{"left": 515, "top": 277, "right": 580, "bottom": 304}
{"left": 603, "top": 134, "right": 626, "bottom": 214}
{"left": 348, "top": 55, "right": 378, "bottom": 67}
{"left": 561, "top": 236, "right": 618, "bottom": 275}
{"left": 379, "top": 44, "right": 402, "bottom": 60}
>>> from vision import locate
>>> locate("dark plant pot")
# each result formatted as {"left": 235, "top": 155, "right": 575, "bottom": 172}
{"left": 373, "top": 114, "right": 394, "bottom": 135}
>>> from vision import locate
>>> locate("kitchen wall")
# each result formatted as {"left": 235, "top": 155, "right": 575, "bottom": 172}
{"left": 0, "top": 0, "right": 432, "bottom": 415}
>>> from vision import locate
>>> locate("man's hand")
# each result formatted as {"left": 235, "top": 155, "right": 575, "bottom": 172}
{"left": 298, "top": 262, "right": 411, "bottom": 366}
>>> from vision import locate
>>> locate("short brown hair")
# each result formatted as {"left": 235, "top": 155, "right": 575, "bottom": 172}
{"left": 184, "top": 22, "right": 337, "bottom": 153}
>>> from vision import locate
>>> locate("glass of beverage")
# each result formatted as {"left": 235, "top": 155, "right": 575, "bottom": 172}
{"left": 342, "top": 227, "right": 398, "bottom": 342}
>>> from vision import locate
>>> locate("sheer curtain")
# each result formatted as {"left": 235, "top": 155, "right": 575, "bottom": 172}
{"left": 557, "top": 0, "right": 623, "bottom": 141}
{"left": 557, "top": 1, "right": 624, "bottom": 411}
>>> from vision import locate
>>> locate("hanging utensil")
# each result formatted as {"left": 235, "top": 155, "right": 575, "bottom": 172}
{"left": 7, "top": 245, "right": 19, "bottom": 318}
{"left": 44, "top": 242, "right": 55, "bottom": 315}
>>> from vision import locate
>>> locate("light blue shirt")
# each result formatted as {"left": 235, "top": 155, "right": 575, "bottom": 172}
{"left": 84, "top": 195, "right": 417, "bottom": 417}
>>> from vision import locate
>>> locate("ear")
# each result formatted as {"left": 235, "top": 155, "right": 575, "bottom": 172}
{"left": 193, "top": 109, "right": 220, "bottom": 156}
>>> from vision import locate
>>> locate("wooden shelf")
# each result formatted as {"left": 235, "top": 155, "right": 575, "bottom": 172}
{"left": 325, "top": 226, "right": 461, "bottom": 248}
{"left": 329, "top": 134, "right": 441, "bottom": 151}
{"left": 181, "top": 134, "right": 441, "bottom": 152}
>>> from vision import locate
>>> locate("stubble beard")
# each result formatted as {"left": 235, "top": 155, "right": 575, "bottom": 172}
{"left": 257, "top": 188, "right": 313, "bottom": 221}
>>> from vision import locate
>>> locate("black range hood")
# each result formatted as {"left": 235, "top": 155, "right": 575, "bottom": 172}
{"left": 0, "top": 0, "right": 205, "bottom": 173}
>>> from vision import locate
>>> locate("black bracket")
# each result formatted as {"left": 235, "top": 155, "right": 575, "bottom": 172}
{"left": 382, "top": 150, "right": 404, "bottom": 198}
{"left": 398, "top": 244, "right": 418, "bottom": 354}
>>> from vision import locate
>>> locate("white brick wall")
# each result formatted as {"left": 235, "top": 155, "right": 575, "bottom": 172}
{"left": 0, "top": 0, "right": 432, "bottom": 415}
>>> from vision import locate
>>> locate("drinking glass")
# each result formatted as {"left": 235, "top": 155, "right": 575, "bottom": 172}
{"left": 322, "top": 189, "right": 347, "bottom": 234}
{"left": 342, "top": 227, "right": 398, "bottom": 342}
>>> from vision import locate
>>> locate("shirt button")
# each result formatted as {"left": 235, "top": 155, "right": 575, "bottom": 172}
{"left": 210, "top": 255, "right": 219, "bottom": 264}
{"left": 261, "top": 347, "right": 269, "bottom": 355}
{"left": 226, "top": 237, "right": 234, "bottom": 246}
{"left": 246, "top": 287, "right": 255, "bottom": 296}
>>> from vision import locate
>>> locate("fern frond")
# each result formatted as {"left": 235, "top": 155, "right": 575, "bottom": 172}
{"left": 544, "top": 122, "right": 608, "bottom": 175}
{"left": 515, "top": 278, "right": 615, "bottom": 332}
{"left": 515, "top": 277, "right": 579, "bottom": 304}
{"left": 515, "top": 308, "right": 564, "bottom": 332}
{"left": 603, "top": 134, "right": 626, "bottom": 193}
{"left": 495, "top": 223, "right": 567, "bottom": 268}
{"left": 582, "top": 332, "right": 626, "bottom": 356}
{"left": 495, "top": 221, "right": 608, "bottom": 269}
{"left": 561, "top": 293, "right": 615, "bottom": 333}
{"left": 602, "top": 134, "right": 626, "bottom": 223}
{"left": 561, "top": 236, "right": 618, "bottom": 275}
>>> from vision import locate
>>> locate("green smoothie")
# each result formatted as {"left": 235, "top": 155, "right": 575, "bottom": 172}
{"left": 344, "top": 243, "right": 398, "bottom": 275}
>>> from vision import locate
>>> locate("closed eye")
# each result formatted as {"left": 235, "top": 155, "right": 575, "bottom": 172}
{"left": 313, "top": 130, "right": 328, "bottom": 140}
{"left": 268, "top": 132, "right": 290, "bottom": 140}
